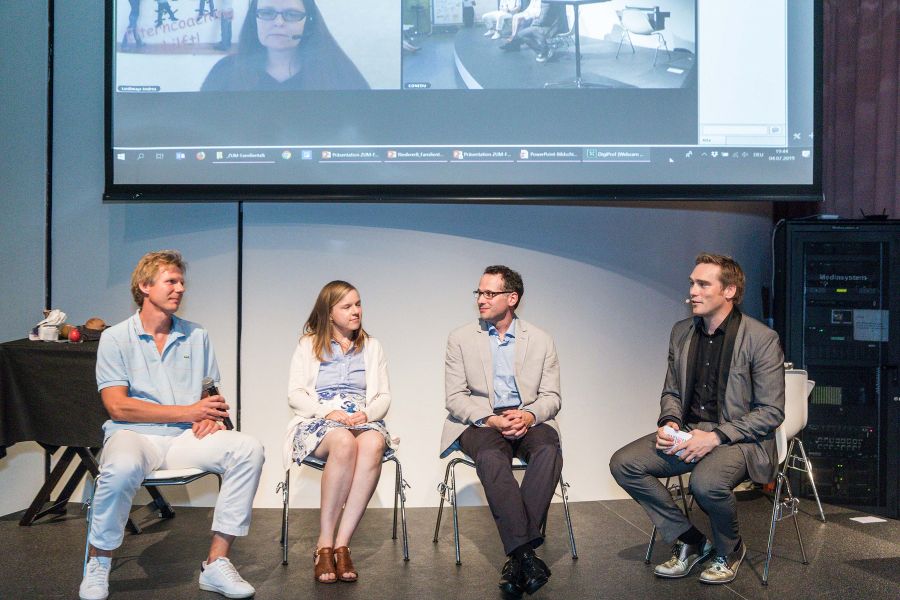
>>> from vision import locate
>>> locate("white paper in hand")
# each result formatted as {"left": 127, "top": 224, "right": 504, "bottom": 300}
{"left": 663, "top": 425, "right": 692, "bottom": 457}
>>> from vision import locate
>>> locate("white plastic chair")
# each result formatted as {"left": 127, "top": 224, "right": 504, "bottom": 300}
{"left": 763, "top": 368, "right": 822, "bottom": 584}
{"left": 433, "top": 452, "right": 577, "bottom": 564}
{"left": 616, "top": 7, "right": 671, "bottom": 66}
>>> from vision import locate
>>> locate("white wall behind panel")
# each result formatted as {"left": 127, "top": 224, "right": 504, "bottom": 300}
{"left": 0, "top": 0, "right": 51, "bottom": 518}
{"left": 241, "top": 202, "right": 772, "bottom": 508}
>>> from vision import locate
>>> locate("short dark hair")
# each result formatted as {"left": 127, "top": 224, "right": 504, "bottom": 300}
{"left": 483, "top": 265, "right": 524, "bottom": 307}
{"left": 695, "top": 253, "right": 745, "bottom": 304}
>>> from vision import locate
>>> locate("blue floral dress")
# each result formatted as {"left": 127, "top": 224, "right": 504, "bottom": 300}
{"left": 291, "top": 344, "right": 393, "bottom": 463}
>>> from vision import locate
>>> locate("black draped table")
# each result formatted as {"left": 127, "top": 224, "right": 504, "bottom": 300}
{"left": 0, "top": 338, "right": 107, "bottom": 525}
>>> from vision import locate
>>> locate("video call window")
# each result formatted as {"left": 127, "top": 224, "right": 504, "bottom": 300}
{"left": 114, "top": 0, "right": 400, "bottom": 91}
{"left": 402, "top": 0, "right": 697, "bottom": 91}
{"left": 108, "top": 0, "right": 817, "bottom": 193}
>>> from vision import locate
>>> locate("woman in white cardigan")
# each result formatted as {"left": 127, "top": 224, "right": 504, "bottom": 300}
{"left": 285, "top": 281, "right": 393, "bottom": 584}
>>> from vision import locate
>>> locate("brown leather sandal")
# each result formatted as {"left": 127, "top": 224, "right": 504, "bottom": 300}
{"left": 334, "top": 546, "right": 358, "bottom": 582}
{"left": 314, "top": 547, "right": 337, "bottom": 584}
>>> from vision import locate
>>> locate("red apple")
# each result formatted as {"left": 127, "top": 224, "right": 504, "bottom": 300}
{"left": 68, "top": 328, "right": 82, "bottom": 343}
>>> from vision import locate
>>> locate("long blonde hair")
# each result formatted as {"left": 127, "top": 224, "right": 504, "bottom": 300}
{"left": 303, "top": 280, "right": 368, "bottom": 362}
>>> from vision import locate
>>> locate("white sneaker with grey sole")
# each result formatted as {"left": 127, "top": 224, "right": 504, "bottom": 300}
{"left": 199, "top": 557, "right": 255, "bottom": 598}
{"left": 79, "top": 556, "right": 111, "bottom": 600}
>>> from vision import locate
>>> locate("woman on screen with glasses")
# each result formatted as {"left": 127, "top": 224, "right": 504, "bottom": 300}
{"left": 284, "top": 281, "right": 395, "bottom": 583}
{"left": 201, "top": 0, "right": 369, "bottom": 91}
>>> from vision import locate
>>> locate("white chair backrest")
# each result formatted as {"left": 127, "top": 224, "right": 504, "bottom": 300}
{"left": 621, "top": 9, "right": 654, "bottom": 35}
{"left": 776, "top": 369, "right": 813, "bottom": 464}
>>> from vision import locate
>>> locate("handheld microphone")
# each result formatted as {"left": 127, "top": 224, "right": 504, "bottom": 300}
{"left": 201, "top": 376, "right": 234, "bottom": 430}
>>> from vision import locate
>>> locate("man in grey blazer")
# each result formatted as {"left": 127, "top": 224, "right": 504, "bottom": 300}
{"left": 441, "top": 265, "right": 562, "bottom": 598}
{"left": 610, "top": 253, "right": 784, "bottom": 585}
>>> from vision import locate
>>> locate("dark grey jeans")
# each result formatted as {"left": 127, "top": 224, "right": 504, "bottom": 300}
{"left": 609, "top": 422, "right": 748, "bottom": 556}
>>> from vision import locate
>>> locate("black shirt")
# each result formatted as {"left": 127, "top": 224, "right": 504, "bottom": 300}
{"left": 686, "top": 309, "right": 737, "bottom": 424}
{"left": 659, "top": 308, "right": 740, "bottom": 444}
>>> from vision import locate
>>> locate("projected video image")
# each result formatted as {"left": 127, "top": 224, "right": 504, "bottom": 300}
{"left": 402, "top": 0, "right": 696, "bottom": 90}
{"left": 109, "top": 1, "right": 815, "bottom": 192}
{"left": 114, "top": 0, "right": 400, "bottom": 91}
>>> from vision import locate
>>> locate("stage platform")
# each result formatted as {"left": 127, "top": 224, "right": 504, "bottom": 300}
{"left": 3, "top": 493, "right": 897, "bottom": 599}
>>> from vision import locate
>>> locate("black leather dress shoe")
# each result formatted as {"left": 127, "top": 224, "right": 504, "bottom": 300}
{"left": 499, "top": 557, "right": 524, "bottom": 598}
{"left": 519, "top": 551, "right": 551, "bottom": 595}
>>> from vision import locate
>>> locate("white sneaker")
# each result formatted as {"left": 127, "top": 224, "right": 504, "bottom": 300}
{"left": 199, "top": 557, "right": 255, "bottom": 598}
{"left": 79, "top": 557, "right": 111, "bottom": 600}
{"left": 484, "top": 28, "right": 495, "bottom": 37}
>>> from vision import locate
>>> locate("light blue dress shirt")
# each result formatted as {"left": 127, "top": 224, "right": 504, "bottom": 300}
{"left": 316, "top": 341, "right": 367, "bottom": 397}
{"left": 488, "top": 319, "right": 521, "bottom": 410}
{"left": 96, "top": 311, "right": 220, "bottom": 440}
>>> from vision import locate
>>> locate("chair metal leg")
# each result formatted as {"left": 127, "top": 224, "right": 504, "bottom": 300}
{"left": 764, "top": 471, "right": 808, "bottom": 586}
{"left": 558, "top": 473, "right": 578, "bottom": 559}
{"left": 796, "top": 439, "right": 826, "bottom": 522}
{"left": 393, "top": 457, "right": 410, "bottom": 561}
{"left": 145, "top": 486, "right": 176, "bottom": 519}
{"left": 616, "top": 30, "right": 634, "bottom": 59}
{"left": 386, "top": 456, "right": 410, "bottom": 561}
{"left": 645, "top": 526, "right": 658, "bottom": 564}
{"left": 82, "top": 478, "right": 97, "bottom": 576}
{"left": 434, "top": 457, "right": 465, "bottom": 563}
{"left": 392, "top": 458, "right": 400, "bottom": 541}
{"left": 782, "top": 475, "right": 809, "bottom": 566}
{"left": 450, "top": 460, "right": 462, "bottom": 565}
{"left": 277, "top": 470, "right": 290, "bottom": 565}
{"left": 781, "top": 438, "right": 796, "bottom": 478}
{"left": 433, "top": 460, "right": 454, "bottom": 543}
{"left": 651, "top": 33, "right": 670, "bottom": 66}
{"left": 763, "top": 473, "right": 783, "bottom": 585}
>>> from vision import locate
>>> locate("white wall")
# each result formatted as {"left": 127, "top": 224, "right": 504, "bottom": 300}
{"left": 0, "top": 1, "right": 50, "bottom": 518}
{"left": 0, "top": 0, "right": 774, "bottom": 515}
{"left": 241, "top": 202, "right": 772, "bottom": 508}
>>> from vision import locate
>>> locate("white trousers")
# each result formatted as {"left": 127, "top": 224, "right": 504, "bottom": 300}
{"left": 88, "top": 428, "right": 265, "bottom": 551}
{"left": 483, "top": 11, "right": 514, "bottom": 34}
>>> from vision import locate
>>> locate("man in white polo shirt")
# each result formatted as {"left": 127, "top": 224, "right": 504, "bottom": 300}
{"left": 79, "top": 250, "right": 264, "bottom": 600}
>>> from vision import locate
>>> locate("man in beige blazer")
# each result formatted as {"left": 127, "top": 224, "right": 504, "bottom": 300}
{"left": 610, "top": 254, "right": 785, "bottom": 585}
{"left": 441, "top": 265, "right": 562, "bottom": 599}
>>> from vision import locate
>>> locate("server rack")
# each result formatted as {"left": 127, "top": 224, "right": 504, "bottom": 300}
{"left": 774, "top": 220, "right": 900, "bottom": 519}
